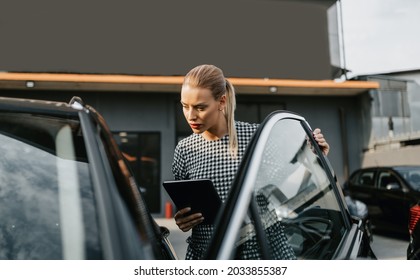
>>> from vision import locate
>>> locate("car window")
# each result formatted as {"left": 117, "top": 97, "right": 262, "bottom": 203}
{"left": 395, "top": 167, "right": 420, "bottom": 191}
{"left": 378, "top": 172, "right": 400, "bottom": 190}
{"left": 0, "top": 113, "right": 101, "bottom": 259}
{"left": 354, "top": 171, "right": 375, "bottom": 187}
{"left": 231, "top": 118, "right": 347, "bottom": 260}
{"left": 408, "top": 173, "right": 420, "bottom": 191}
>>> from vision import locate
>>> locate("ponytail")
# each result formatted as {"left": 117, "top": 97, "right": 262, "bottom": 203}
{"left": 225, "top": 79, "right": 238, "bottom": 158}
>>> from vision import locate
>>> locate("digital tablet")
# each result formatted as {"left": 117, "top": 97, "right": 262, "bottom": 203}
{"left": 163, "top": 179, "right": 222, "bottom": 225}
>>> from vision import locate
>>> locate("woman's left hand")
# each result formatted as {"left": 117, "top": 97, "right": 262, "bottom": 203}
{"left": 313, "top": 128, "right": 330, "bottom": 156}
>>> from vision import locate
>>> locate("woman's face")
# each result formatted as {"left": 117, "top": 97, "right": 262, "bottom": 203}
{"left": 180, "top": 85, "right": 226, "bottom": 136}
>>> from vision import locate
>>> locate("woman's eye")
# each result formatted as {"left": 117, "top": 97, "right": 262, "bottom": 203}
{"left": 196, "top": 105, "right": 207, "bottom": 111}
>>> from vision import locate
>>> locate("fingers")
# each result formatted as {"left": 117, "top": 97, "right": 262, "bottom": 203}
{"left": 174, "top": 207, "right": 204, "bottom": 232}
{"left": 174, "top": 207, "right": 193, "bottom": 218}
{"left": 313, "top": 128, "right": 330, "bottom": 156}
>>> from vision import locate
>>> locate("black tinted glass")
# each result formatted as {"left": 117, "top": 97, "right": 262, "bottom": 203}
{"left": 395, "top": 167, "right": 420, "bottom": 191}
{"left": 0, "top": 113, "right": 101, "bottom": 259}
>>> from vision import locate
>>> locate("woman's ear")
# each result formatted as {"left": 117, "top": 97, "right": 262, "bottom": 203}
{"left": 219, "top": 95, "right": 226, "bottom": 111}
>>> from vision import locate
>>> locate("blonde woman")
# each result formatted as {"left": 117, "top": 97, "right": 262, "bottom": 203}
{"left": 172, "top": 64, "right": 329, "bottom": 259}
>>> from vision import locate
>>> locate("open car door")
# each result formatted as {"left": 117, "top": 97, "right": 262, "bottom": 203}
{"left": 206, "top": 111, "right": 375, "bottom": 260}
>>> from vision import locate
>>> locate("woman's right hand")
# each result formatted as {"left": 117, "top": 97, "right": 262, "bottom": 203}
{"left": 174, "top": 207, "right": 204, "bottom": 232}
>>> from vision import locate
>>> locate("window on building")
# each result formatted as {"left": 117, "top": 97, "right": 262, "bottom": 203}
{"left": 113, "top": 132, "right": 161, "bottom": 213}
{"left": 236, "top": 102, "right": 286, "bottom": 124}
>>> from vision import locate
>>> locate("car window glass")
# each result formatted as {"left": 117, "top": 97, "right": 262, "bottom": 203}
{"left": 378, "top": 172, "right": 400, "bottom": 190}
{"left": 409, "top": 173, "right": 420, "bottom": 191}
{"left": 0, "top": 113, "right": 101, "bottom": 259}
{"left": 396, "top": 167, "right": 420, "bottom": 191}
{"left": 356, "top": 171, "right": 375, "bottom": 187}
{"left": 233, "top": 118, "right": 347, "bottom": 260}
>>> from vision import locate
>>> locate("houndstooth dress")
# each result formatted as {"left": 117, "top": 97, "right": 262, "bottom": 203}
{"left": 172, "top": 121, "right": 296, "bottom": 260}
{"left": 172, "top": 121, "right": 257, "bottom": 259}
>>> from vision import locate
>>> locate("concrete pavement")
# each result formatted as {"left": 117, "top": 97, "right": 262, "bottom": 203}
{"left": 370, "top": 234, "right": 407, "bottom": 260}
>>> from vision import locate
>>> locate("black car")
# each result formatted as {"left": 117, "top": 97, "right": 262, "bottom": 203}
{"left": 345, "top": 166, "right": 420, "bottom": 233}
{"left": 204, "top": 111, "right": 376, "bottom": 259}
{"left": 0, "top": 96, "right": 177, "bottom": 260}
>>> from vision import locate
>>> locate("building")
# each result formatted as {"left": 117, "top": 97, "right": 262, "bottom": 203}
{"left": 353, "top": 69, "right": 420, "bottom": 168}
{"left": 0, "top": 0, "right": 379, "bottom": 215}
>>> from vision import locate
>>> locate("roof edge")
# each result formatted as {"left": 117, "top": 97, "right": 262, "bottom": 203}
{"left": 0, "top": 72, "right": 379, "bottom": 96}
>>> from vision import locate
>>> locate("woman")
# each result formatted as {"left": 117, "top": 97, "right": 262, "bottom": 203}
{"left": 172, "top": 64, "right": 329, "bottom": 259}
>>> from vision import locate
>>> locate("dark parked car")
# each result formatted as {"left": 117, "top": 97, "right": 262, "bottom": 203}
{"left": 204, "top": 111, "right": 376, "bottom": 259}
{"left": 0, "top": 96, "right": 177, "bottom": 260}
{"left": 345, "top": 166, "right": 420, "bottom": 233}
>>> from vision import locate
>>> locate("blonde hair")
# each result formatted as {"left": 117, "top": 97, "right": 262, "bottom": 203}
{"left": 183, "top": 64, "right": 238, "bottom": 157}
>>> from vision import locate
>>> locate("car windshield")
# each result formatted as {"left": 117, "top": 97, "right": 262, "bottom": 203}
{"left": 0, "top": 112, "right": 101, "bottom": 259}
{"left": 394, "top": 166, "right": 420, "bottom": 191}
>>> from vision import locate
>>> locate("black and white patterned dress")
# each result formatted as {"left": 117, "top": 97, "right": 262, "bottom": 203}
{"left": 172, "top": 121, "right": 258, "bottom": 259}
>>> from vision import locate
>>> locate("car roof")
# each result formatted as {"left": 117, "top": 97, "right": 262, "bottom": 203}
{"left": 0, "top": 96, "right": 81, "bottom": 118}
{"left": 355, "top": 165, "right": 420, "bottom": 170}
{"left": 392, "top": 166, "right": 420, "bottom": 171}
{"left": 351, "top": 166, "right": 420, "bottom": 176}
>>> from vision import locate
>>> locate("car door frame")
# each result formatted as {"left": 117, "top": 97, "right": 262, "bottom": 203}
{"left": 206, "top": 111, "right": 365, "bottom": 260}
{"left": 78, "top": 109, "right": 155, "bottom": 259}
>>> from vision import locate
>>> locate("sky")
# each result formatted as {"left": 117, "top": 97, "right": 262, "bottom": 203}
{"left": 341, "top": 0, "right": 420, "bottom": 77}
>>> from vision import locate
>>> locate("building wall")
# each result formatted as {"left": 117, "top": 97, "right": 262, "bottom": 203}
{"left": 362, "top": 145, "right": 420, "bottom": 167}
{"left": 382, "top": 72, "right": 420, "bottom": 133}
{"left": 0, "top": 0, "right": 340, "bottom": 80}
{"left": 387, "top": 72, "right": 420, "bottom": 83}
{"left": 356, "top": 73, "right": 420, "bottom": 171}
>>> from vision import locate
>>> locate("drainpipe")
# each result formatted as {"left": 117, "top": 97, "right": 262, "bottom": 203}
{"left": 339, "top": 107, "right": 349, "bottom": 181}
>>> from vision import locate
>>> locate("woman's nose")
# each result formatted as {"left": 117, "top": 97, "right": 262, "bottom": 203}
{"left": 187, "top": 109, "right": 196, "bottom": 120}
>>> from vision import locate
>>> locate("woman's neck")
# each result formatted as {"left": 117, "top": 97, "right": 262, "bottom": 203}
{"left": 202, "top": 118, "right": 228, "bottom": 141}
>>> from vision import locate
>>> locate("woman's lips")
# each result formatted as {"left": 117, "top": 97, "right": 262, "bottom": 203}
{"left": 190, "top": 123, "right": 201, "bottom": 129}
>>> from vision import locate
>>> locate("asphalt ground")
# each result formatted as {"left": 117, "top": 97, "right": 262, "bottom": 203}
{"left": 155, "top": 218, "right": 408, "bottom": 260}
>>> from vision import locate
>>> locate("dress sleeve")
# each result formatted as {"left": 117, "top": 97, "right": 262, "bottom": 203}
{"left": 172, "top": 143, "right": 186, "bottom": 180}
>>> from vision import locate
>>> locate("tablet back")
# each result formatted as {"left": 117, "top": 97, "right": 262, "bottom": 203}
{"left": 163, "top": 179, "right": 222, "bottom": 225}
